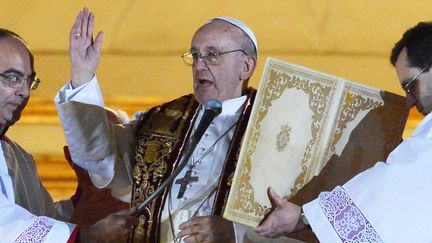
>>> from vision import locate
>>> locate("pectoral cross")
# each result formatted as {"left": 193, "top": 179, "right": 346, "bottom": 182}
{"left": 175, "top": 169, "right": 199, "bottom": 199}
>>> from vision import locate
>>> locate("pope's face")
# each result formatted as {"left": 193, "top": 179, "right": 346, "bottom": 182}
{"left": 395, "top": 48, "right": 432, "bottom": 115}
{"left": 190, "top": 22, "right": 247, "bottom": 104}
{"left": 0, "top": 37, "right": 32, "bottom": 130}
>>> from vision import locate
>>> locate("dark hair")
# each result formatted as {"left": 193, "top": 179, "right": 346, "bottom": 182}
{"left": 0, "top": 28, "right": 34, "bottom": 70}
{"left": 390, "top": 22, "right": 432, "bottom": 70}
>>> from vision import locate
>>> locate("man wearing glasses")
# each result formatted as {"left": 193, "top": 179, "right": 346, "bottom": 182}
{"left": 254, "top": 22, "right": 432, "bottom": 242}
{"left": 0, "top": 29, "right": 139, "bottom": 242}
{"left": 56, "top": 8, "right": 288, "bottom": 243}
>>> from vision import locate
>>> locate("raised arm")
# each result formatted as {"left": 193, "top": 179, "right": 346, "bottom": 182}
{"left": 70, "top": 7, "right": 103, "bottom": 87}
{"left": 56, "top": 8, "right": 135, "bottom": 189}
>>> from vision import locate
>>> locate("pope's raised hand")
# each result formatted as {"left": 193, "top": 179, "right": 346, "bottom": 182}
{"left": 70, "top": 7, "right": 103, "bottom": 88}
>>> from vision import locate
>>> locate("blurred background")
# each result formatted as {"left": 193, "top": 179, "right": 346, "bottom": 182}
{"left": 1, "top": 0, "right": 428, "bottom": 200}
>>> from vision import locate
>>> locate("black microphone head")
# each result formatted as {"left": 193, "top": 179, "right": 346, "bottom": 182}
{"left": 203, "top": 99, "right": 222, "bottom": 116}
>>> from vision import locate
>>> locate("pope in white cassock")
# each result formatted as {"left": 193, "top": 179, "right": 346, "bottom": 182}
{"left": 255, "top": 21, "right": 432, "bottom": 243}
{"left": 0, "top": 28, "right": 138, "bottom": 242}
{"left": 56, "top": 5, "right": 308, "bottom": 242}
{"left": 56, "top": 7, "right": 306, "bottom": 243}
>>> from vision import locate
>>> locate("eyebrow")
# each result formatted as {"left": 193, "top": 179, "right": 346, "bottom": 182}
{"left": 190, "top": 46, "right": 220, "bottom": 52}
{"left": 1, "top": 68, "right": 36, "bottom": 78}
{"left": 2, "top": 68, "right": 24, "bottom": 76}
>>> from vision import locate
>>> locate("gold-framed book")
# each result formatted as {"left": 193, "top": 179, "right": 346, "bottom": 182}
{"left": 223, "top": 57, "right": 408, "bottom": 228}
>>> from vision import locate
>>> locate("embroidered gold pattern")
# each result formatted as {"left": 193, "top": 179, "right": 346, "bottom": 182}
{"left": 276, "top": 124, "right": 292, "bottom": 152}
{"left": 131, "top": 96, "right": 197, "bottom": 241}
{"left": 133, "top": 215, "right": 146, "bottom": 242}
{"left": 232, "top": 63, "right": 335, "bottom": 216}
{"left": 133, "top": 134, "right": 175, "bottom": 201}
{"left": 328, "top": 86, "right": 383, "bottom": 158}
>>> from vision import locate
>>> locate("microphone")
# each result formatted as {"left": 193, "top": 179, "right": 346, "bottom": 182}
{"left": 188, "top": 99, "right": 222, "bottom": 148}
{"left": 137, "top": 99, "right": 222, "bottom": 214}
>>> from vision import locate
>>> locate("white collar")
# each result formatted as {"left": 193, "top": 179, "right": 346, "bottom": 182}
{"left": 219, "top": 96, "right": 247, "bottom": 116}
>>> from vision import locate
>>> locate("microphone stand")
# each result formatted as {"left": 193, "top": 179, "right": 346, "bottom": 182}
{"left": 136, "top": 99, "right": 222, "bottom": 215}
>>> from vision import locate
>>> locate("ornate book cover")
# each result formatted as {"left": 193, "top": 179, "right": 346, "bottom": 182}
{"left": 223, "top": 57, "right": 408, "bottom": 228}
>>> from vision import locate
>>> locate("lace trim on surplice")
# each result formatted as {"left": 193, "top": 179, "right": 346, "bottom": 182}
{"left": 319, "top": 186, "right": 383, "bottom": 243}
{"left": 13, "top": 216, "right": 54, "bottom": 243}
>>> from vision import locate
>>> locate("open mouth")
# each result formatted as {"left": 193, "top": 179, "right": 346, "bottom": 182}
{"left": 197, "top": 78, "right": 213, "bottom": 87}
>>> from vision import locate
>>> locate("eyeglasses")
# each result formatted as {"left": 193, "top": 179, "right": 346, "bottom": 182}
{"left": 181, "top": 49, "right": 247, "bottom": 66}
{"left": 402, "top": 67, "right": 427, "bottom": 93}
{"left": 0, "top": 73, "right": 41, "bottom": 91}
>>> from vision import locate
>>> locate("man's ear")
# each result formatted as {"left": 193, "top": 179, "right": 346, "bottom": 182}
{"left": 240, "top": 56, "right": 257, "bottom": 81}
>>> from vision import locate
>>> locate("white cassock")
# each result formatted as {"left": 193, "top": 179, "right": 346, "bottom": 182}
{"left": 55, "top": 76, "right": 304, "bottom": 243}
{"left": 0, "top": 138, "right": 75, "bottom": 242}
{"left": 303, "top": 111, "right": 432, "bottom": 242}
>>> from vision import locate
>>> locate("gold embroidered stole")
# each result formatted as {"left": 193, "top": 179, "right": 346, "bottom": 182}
{"left": 131, "top": 89, "right": 256, "bottom": 242}
{"left": 131, "top": 95, "right": 198, "bottom": 242}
